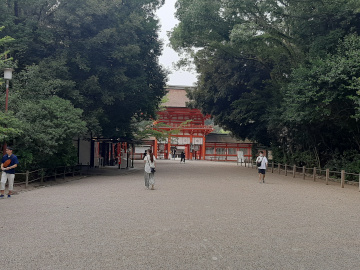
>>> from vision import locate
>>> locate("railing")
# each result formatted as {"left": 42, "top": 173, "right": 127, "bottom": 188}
{"left": 13, "top": 164, "right": 87, "bottom": 189}
{"left": 247, "top": 161, "right": 360, "bottom": 191}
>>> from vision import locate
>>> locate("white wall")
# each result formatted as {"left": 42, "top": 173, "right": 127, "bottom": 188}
{"left": 135, "top": 146, "right": 149, "bottom": 153}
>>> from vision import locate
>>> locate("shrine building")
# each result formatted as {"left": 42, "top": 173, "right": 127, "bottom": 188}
{"left": 136, "top": 86, "right": 253, "bottom": 161}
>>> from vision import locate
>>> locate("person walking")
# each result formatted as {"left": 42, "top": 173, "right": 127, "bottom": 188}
{"left": 144, "top": 149, "right": 156, "bottom": 190}
{"left": 256, "top": 151, "right": 268, "bottom": 183}
{"left": 180, "top": 151, "right": 185, "bottom": 163}
{"left": 1, "top": 147, "right": 19, "bottom": 198}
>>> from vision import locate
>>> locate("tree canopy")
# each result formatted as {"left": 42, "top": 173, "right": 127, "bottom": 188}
{"left": 170, "top": 0, "right": 360, "bottom": 168}
{"left": 0, "top": 0, "right": 167, "bottom": 169}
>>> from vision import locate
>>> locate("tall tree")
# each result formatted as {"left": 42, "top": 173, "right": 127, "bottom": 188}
{"left": 0, "top": 1, "right": 167, "bottom": 169}
{"left": 170, "top": 0, "right": 360, "bottom": 167}
{"left": 0, "top": 0, "right": 167, "bottom": 139}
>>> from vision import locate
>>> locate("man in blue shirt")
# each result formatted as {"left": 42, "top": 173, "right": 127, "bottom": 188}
{"left": 1, "top": 147, "right": 19, "bottom": 198}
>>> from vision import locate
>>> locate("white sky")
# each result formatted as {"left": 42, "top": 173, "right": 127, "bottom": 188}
{"left": 156, "top": 0, "right": 198, "bottom": 87}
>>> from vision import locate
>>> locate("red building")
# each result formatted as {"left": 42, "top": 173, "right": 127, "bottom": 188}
{"left": 204, "top": 133, "right": 253, "bottom": 162}
{"left": 77, "top": 86, "right": 253, "bottom": 167}
{"left": 143, "top": 86, "right": 253, "bottom": 161}
{"left": 154, "top": 86, "right": 213, "bottom": 160}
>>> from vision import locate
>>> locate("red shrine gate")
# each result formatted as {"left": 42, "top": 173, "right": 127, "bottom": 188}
{"left": 155, "top": 107, "right": 213, "bottom": 160}
{"left": 133, "top": 86, "right": 254, "bottom": 161}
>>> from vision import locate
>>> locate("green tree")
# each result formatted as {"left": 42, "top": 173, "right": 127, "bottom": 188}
{"left": 0, "top": 0, "right": 168, "bottom": 169}
{"left": 12, "top": 96, "right": 87, "bottom": 169}
{"left": 0, "top": 0, "right": 167, "bottom": 138}
{"left": 277, "top": 34, "right": 360, "bottom": 166}
{"left": 0, "top": 111, "right": 23, "bottom": 142}
{"left": 170, "top": 0, "right": 360, "bottom": 168}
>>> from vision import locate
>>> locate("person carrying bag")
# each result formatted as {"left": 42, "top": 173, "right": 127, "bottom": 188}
{"left": 144, "top": 149, "right": 156, "bottom": 190}
{"left": 256, "top": 151, "right": 268, "bottom": 183}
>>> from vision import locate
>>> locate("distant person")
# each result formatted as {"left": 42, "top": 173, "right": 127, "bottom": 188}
{"left": 1, "top": 147, "right": 19, "bottom": 198}
{"left": 172, "top": 149, "right": 176, "bottom": 160}
{"left": 144, "top": 149, "right": 156, "bottom": 190}
{"left": 180, "top": 151, "right": 185, "bottom": 163}
{"left": 256, "top": 151, "right": 268, "bottom": 183}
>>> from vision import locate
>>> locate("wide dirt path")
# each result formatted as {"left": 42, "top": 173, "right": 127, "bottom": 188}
{"left": 1, "top": 160, "right": 359, "bottom": 270}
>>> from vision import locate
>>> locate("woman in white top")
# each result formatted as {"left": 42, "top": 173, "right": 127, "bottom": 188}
{"left": 144, "top": 149, "right": 156, "bottom": 190}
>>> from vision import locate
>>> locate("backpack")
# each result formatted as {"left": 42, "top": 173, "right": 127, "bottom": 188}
{"left": 256, "top": 157, "right": 263, "bottom": 167}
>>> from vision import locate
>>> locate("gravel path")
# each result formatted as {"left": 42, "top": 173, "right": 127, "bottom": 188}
{"left": 0, "top": 160, "right": 359, "bottom": 270}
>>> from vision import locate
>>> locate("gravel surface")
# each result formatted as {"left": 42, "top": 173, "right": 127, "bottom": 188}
{"left": 0, "top": 160, "right": 359, "bottom": 270}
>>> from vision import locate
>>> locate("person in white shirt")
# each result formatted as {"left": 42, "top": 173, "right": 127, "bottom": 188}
{"left": 144, "top": 149, "right": 156, "bottom": 190}
{"left": 256, "top": 151, "right": 268, "bottom": 183}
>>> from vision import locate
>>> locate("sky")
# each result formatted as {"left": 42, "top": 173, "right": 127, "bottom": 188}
{"left": 156, "top": 0, "right": 198, "bottom": 87}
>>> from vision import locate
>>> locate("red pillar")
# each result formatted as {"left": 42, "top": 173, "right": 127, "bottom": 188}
{"left": 117, "top": 143, "right": 121, "bottom": 167}
{"left": 154, "top": 139, "right": 158, "bottom": 158}
{"left": 167, "top": 137, "right": 171, "bottom": 159}
{"left": 201, "top": 136, "right": 206, "bottom": 160}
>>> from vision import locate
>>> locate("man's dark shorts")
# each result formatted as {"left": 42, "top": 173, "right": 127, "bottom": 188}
{"left": 258, "top": 169, "right": 266, "bottom": 174}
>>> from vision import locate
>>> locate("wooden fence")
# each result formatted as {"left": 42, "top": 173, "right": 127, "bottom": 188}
{"left": 13, "top": 164, "right": 87, "bottom": 189}
{"left": 237, "top": 159, "right": 360, "bottom": 192}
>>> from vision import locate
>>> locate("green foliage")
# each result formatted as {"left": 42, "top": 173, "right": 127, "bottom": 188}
{"left": 0, "top": 28, "right": 23, "bottom": 158}
{"left": 0, "top": 111, "right": 23, "bottom": 141}
{"left": 171, "top": 0, "right": 360, "bottom": 171}
{"left": 270, "top": 146, "right": 318, "bottom": 168}
{"left": 12, "top": 96, "right": 87, "bottom": 169}
{"left": 0, "top": 0, "right": 167, "bottom": 169}
{"left": 325, "top": 150, "right": 360, "bottom": 175}
{"left": 0, "top": 0, "right": 167, "bottom": 138}
{"left": 277, "top": 34, "right": 360, "bottom": 169}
